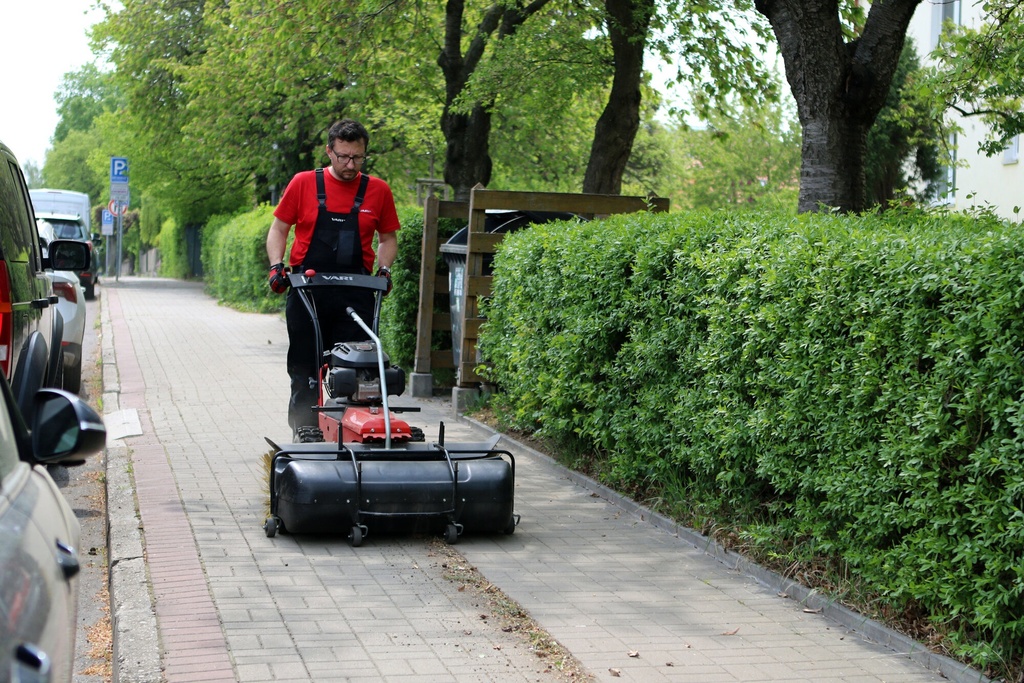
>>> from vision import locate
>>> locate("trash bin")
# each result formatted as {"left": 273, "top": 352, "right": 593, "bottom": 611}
{"left": 440, "top": 210, "right": 578, "bottom": 367}
{"left": 439, "top": 238, "right": 467, "bottom": 367}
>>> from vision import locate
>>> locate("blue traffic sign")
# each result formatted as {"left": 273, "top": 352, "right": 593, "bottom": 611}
{"left": 110, "top": 156, "right": 129, "bottom": 183}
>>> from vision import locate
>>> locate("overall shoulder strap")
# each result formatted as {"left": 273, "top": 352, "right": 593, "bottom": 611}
{"left": 315, "top": 168, "right": 327, "bottom": 208}
{"left": 351, "top": 174, "right": 370, "bottom": 213}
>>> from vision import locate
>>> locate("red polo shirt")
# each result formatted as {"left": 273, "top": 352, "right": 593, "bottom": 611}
{"left": 274, "top": 169, "right": 400, "bottom": 272}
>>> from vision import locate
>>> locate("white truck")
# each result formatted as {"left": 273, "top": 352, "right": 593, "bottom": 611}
{"left": 30, "top": 188, "right": 98, "bottom": 299}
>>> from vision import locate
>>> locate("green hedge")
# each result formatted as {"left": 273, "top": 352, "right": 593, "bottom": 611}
{"left": 480, "top": 208, "right": 1024, "bottom": 676}
{"left": 200, "top": 211, "right": 243, "bottom": 285}
{"left": 205, "top": 204, "right": 286, "bottom": 313}
{"left": 156, "top": 216, "right": 189, "bottom": 279}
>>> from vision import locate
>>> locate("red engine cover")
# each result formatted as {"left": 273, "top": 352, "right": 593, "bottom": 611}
{"left": 324, "top": 407, "right": 412, "bottom": 443}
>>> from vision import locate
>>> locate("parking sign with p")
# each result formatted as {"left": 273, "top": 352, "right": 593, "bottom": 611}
{"left": 110, "top": 156, "right": 129, "bottom": 183}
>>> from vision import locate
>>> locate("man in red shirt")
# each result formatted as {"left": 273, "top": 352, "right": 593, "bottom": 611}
{"left": 266, "top": 118, "right": 400, "bottom": 436}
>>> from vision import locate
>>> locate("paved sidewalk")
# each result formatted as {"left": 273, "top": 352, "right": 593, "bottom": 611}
{"left": 100, "top": 277, "right": 988, "bottom": 683}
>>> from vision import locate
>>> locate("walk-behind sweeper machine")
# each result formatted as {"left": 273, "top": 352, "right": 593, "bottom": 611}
{"left": 263, "top": 270, "right": 518, "bottom": 546}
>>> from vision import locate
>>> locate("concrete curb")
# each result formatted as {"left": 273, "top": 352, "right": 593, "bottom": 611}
{"left": 459, "top": 414, "right": 992, "bottom": 683}
{"left": 101, "top": 294, "right": 163, "bottom": 683}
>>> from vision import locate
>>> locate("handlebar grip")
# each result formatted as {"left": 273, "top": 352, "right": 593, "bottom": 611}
{"left": 288, "top": 271, "right": 387, "bottom": 292}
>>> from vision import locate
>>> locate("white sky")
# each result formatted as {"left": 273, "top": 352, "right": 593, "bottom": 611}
{"left": 0, "top": 1, "right": 105, "bottom": 169}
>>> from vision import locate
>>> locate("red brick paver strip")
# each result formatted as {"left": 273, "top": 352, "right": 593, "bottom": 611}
{"left": 108, "top": 287, "right": 235, "bottom": 682}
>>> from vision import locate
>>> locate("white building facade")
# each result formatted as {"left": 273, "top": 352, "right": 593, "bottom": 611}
{"left": 906, "top": 0, "right": 1022, "bottom": 220}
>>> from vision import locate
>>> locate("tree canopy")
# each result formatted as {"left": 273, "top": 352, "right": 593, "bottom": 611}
{"left": 90, "top": 0, "right": 249, "bottom": 224}
{"left": 52, "top": 64, "right": 119, "bottom": 146}
{"left": 922, "top": 0, "right": 1024, "bottom": 157}
{"left": 79, "top": 0, "right": 782, "bottom": 215}
{"left": 46, "top": 0, "right": 1006, "bottom": 223}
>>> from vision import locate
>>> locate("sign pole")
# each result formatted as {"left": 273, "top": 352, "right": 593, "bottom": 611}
{"left": 116, "top": 204, "right": 123, "bottom": 281}
{"left": 102, "top": 205, "right": 115, "bottom": 277}
{"left": 109, "top": 156, "right": 130, "bottom": 281}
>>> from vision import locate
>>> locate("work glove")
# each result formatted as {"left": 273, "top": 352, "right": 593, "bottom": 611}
{"left": 268, "top": 262, "right": 290, "bottom": 294}
{"left": 376, "top": 266, "right": 392, "bottom": 296}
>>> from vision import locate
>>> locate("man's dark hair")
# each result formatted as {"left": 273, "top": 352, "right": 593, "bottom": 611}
{"left": 328, "top": 119, "right": 369, "bottom": 148}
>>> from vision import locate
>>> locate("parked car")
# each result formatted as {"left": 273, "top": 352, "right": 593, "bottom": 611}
{"left": 36, "top": 220, "right": 87, "bottom": 395}
{"left": 0, "top": 140, "right": 90, "bottom": 416}
{"left": 30, "top": 213, "right": 96, "bottom": 301}
{"left": 28, "top": 189, "right": 98, "bottom": 301}
{"left": 0, "top": 363, "right": 106, "bottom": 682}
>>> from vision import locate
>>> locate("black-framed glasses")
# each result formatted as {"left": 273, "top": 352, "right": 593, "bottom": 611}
{"left": 330, "top": 149, "right": 367, "bottom": 166}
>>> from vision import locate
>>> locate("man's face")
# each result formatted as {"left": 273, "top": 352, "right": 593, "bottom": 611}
{"left": 326, "top": 139, "right": 367, "bottom": 181}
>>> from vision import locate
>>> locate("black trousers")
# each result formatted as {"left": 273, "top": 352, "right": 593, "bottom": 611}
{"left": 285, "top": 287, "right": 374, "bottom": 429}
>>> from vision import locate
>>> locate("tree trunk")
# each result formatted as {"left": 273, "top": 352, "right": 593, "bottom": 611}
{"left": 582, "top": 0, "right": 654, "bottom": 195}
{"left": 437, "top": 0, "right": 553, "bottom": 202}
{"left": 755, "top": 0, "right": 922, "bottom": 212}
{"left": 799, "top": 115, "right": 871, "bottom": 213}
{"left": 441, "top": 105, "right": 494, "bottom": 202}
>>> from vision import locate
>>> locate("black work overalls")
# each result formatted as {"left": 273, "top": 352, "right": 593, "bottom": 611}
{"left": 301, "top": 168, "right": 370, "bottom": 273}
{"left": 286, "top": 169, "right": 374, "bottom": 429}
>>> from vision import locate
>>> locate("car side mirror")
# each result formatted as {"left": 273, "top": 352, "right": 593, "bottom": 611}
{"left": 46, "top": 239, "right": 90, "bottom": 272}
{"left": 30, "top": 389, "right": 106, "bottom": 463}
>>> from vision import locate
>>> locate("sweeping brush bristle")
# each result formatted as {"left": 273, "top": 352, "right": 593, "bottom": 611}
{"left": 260, "top": 448, "right": 275, "bottom": 518}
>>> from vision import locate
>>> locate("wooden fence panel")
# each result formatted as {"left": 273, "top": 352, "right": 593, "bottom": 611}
{"left": 413, "top": 198, "right": 467, "bottom": 376}
{"left": 414, "top": 188, "right": 668, "bottom": 390}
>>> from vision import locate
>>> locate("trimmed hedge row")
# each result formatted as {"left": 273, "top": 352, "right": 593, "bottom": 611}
{"left": 204, "top": 204, "right": 285, "bottom": 313}
{"left": 480, "top": 208, "right": 1024, "bottom": 674}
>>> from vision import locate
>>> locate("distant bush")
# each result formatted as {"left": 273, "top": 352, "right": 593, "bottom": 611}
{"left": 200, "top": 211, "right": 244, "bottom": 287}
{"left": 156, "top": 216, "right": 187, "bottom": 279}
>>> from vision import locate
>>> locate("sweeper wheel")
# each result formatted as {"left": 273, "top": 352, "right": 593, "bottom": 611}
{"left": 443, "top": 523, "right": 460, "bottom": 545}
{"left": 349, "top": 525, "right": 364, "bottom": 547}
{"left": 264, "top": 516, "right": 280, "bottom": 538}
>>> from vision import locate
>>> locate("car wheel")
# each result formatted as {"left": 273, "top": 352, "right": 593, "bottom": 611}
{"left": 47, "top": 315, "right": 64, "bottom": 388}
{"left": 51, "top": 346, "right": 64, "bottom": 391}
{"left": 62, "top": 361, "right": 82, "bottom": 395}
{"left": 84, "top": 281, "right": 96, "bottom": 300}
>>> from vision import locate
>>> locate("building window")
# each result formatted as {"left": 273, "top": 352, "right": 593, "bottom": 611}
{"left": 933, "top": 132, "right": 958, "bottom": 205}
{"left": 1003, "top": 135, "right": 1020, "bottom": 165}
{"left": 931, "top": 0, "right": 962, "bottom": 49}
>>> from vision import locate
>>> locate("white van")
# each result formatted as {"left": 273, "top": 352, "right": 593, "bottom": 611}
{"left": 29, "top": 188, "right": 91, "bottom": 232}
